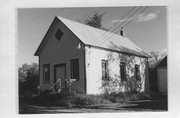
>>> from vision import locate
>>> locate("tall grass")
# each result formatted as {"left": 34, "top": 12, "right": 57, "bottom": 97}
{"left": 20, "top": 92, "right": 153, "bottom": 108}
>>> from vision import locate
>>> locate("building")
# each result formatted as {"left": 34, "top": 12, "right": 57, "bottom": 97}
{"left": 150, "top": 55, "right": 167, "bottom": 94}
{"left": 34, "top": 16, "right": 149, "bottom": 94}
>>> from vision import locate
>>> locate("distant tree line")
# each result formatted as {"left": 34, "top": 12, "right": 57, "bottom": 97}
{"left": 148, "top": 50, "right": 167, "bottom": 69}
{"left": 18, "top": 63, "right": 39, "bottom": 97}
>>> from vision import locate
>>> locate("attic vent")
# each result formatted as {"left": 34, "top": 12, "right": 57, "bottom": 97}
{"left": 55, "top": 29, "right": 63, "bottom": 40}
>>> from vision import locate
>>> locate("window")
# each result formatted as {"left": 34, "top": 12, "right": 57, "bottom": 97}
{"left": 102, "top": 60, "right": 109, "bottom": 81}
{"left": 55, "top": 29, "right": 63, "bottom": 40}
{"left": 120, "top": 62, "right": 126, "bottom": 81}
{"left": 71, "top": 59, "right": 79, "bottom": 80}
{"left": 43, "top": 64, "right": 50, "bottom": 83}
{"left": 135, "top": 64, "right": 141, "bottom": 81}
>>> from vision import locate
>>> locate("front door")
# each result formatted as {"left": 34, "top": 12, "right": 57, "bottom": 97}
{"left": 54, "top": 64, "right": 66, "bottom": 91}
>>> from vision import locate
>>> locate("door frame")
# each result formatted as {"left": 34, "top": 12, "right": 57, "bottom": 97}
{"left": 54, "top": 63, "right": 66, "bottom": 88}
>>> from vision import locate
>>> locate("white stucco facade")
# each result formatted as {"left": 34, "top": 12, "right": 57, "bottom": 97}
{"left": 85, "top": 46, "right": 149, "bottom": 94}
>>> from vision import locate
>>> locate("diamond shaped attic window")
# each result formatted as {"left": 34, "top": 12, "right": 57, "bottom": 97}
{"left": 55, "top": 29, "right": 63, "bottom": 40}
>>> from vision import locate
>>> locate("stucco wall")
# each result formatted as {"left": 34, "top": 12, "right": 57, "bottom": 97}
{"left": 39, "top": 18, "right": 86, "bottom": 93}
{"left": 85, "top": 46, "right": 149, "bottom": 94}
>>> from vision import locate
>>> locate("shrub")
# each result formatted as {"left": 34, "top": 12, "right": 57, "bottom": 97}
{"left": 103, "top": 92, "right": 151, "bottom": 103}
{"left": 19, "top": 63, "right": 39, "bottom": 97}
{"left": 20, "top": 91, "right": 153, "bottom": 109}
{"left": 103, "top": 92, "right": 128, "bottom": 103}
{"left": 71, "top": 94, "right": 111, "bottom": 106}
{"left": 128, "top": 92, "right": 150, "bottom": 101}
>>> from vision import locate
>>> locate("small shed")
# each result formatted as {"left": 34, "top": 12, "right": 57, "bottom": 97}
{"left": 156, "top": 55, "right": 167, "bottom": 93}
{"left": 150, "top": 55, "right": 167, "bottom": 93}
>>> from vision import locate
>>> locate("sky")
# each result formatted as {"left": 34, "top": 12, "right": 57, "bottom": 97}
{"left": 17, "top": 6, "right": 167, "bottom": 67}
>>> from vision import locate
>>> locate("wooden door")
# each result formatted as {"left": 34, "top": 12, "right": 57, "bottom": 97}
{"left": 54, "top": 64, "right": 66, "bottom": 90}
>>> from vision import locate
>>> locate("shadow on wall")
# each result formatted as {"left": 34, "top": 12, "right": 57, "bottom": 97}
{"left": 109, "top": 41, "right": 148, "bottom": 57}
{"left": 100, "top": 42, "right": 147, "bottom": 94}
{"left": 101, "top": 76, "right": 144, "bottom": 94}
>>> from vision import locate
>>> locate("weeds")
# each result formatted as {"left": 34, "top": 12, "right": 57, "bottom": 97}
{"left": 20, "top": 92, "right": 158, "bottom": 108}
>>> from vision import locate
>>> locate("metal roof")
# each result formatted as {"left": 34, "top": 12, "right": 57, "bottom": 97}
{"left": 57, "top": 16, "right": 148, "bottom": 57}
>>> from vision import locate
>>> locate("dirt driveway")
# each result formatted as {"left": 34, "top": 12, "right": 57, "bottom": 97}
{"left": 19, "top": 98, "right": 167, "bottom": 114}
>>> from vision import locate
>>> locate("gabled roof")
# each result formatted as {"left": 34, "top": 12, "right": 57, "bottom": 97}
{"left": 35, "top": 16, "right": 148, "bottom": 57}
{"left": 156, "top": 55, "right": 167, "bottom": 68}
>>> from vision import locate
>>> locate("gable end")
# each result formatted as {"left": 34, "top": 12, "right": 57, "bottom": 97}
{"left": 34, "top": 17, "right": 59, "bottom": 56}
{"left": 34, "top": 16, "right": 85, "bottom": 56}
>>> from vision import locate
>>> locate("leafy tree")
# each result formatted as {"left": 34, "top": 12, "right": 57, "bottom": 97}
{"left": 84, "top": 12, "right": 108, "bottom": 31}
{"left": 148, "top": 50, "right": 167, "bottom": 68}
{"left": 18, "top": 63, "right": 39, "bottom": 97}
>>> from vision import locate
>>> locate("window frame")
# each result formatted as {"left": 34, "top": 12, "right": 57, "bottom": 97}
{"left": 55, "top": 29, "right": 64, "bottom": 40}
{"left": 43, "top": 64, "right": 50, "bottom": 83}
{"left": 135, "top": 64, "right": 141, "bottom": 81}
{"left": 101, "top": 60, "right": 109, "bottom": 81}
{"left": 120, "top": 62, "right": 127, "bottom": 81}
{"left": 70, "top": 59, "right": 80, "bottom": 81}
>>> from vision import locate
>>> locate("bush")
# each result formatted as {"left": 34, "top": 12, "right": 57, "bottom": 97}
{"left": 71, "top": 94, "right": 111, "bottom": 106}
{"left": 103, "top": 92, "right": 151, "bottom": 103}
{"left": 128, "top": 92, "right": 150, "bottom": 101}
{"left": 20, "top": 91, "right": 153, "bottom": 109}
{"left": 20, "top": 93, "right": 111, "bottom": 108}
{"left": 19, "top": 63, "right": 39, "bottom": 97}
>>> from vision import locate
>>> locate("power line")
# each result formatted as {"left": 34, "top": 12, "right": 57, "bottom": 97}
{"left": 108, "top": 7, "right": 137, "bottom": 31}
{"left": 98, "top": 7, "right": 147, "bottom": 46}
{"left": 19, "top": 9, "right": 54, "bottom": 27}
{"left": 31, "top": 9, "right": 81, "bottom": 41}
{"left": 98, "top": 6, "right": 148, "bottom": 46}
{"left": 94, "top": 7, "right": 143, "bottom": 45}
{"left": 92, "top": 7, "right": 137, "bottom": 45}
{"left": 20, "top": 8, "right": 82, "bottom": 42}
{"left": 19, "top": 9, "right": 62, "bottom": 33}
{"left": 122, "top": 6, "right": 149, "bottom": 28}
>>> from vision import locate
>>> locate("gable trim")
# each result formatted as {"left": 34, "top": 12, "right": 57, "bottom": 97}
{"left": 56, "top": 16, "right": 85, "bottom": 45}
{"left": 34, "top": 17, "right": 59, "bottom": 56}
{"left": 34, "top": 16, "right": 86, "bottom": 56}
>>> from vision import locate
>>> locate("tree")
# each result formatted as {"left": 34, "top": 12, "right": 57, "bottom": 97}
{"left": 18, "top": 63, "right": 39, "bottom": 97}
{"left": 84, "top": 12, "right": 108, "bottom": 31}
{"left": 148, "top": 50, "right": 167, "bottom": 68}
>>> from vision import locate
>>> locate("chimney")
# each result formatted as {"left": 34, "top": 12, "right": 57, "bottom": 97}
{"left": 120, "top": 27, "right": 125, "bottom": 37}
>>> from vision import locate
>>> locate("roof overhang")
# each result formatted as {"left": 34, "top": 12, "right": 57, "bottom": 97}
{"left": 85, "top": 44, "right": 149, "bottom": 59}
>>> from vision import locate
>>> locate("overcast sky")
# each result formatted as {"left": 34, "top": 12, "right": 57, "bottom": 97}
{"left": 17, "top": 6, "right": 167, "bottom": 67}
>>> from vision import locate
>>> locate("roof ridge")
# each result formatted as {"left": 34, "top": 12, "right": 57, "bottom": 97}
{"left": 56, "top": 16, "right": 127, "bottom": 39}
{"left": 56, "top": 16, "right": 147, "bottom": 57}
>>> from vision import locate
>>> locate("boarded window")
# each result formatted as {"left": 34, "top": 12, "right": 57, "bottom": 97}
{"left": 43, "top": 64, "right": 50, "bottom": 83}
{"left": 135, "top": 64, "right": 141, "bottom": 81}
{"left": 55, "top": 29, "right": 63, "bottom": 40}
{"left": 102, "top": 60, "right": 109, "bottom": 81}
{"left": 71, "top": 59, "right": 79, "bottom": 80}
{"left": 120, "top": 62, "right": 126, "bottom": 81}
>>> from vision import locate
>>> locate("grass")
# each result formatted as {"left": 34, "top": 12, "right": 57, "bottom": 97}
{"left": 19, "top": 92, "right": 164, "bottom": 108}
{"left": 103, "top": 92, "right": 151, "bottom": 103}
{"left": 71, "top": 94, "right": 111, "bottom": 106}
{"left": 20, "top": 93, "right": 111, "bottom": 108}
